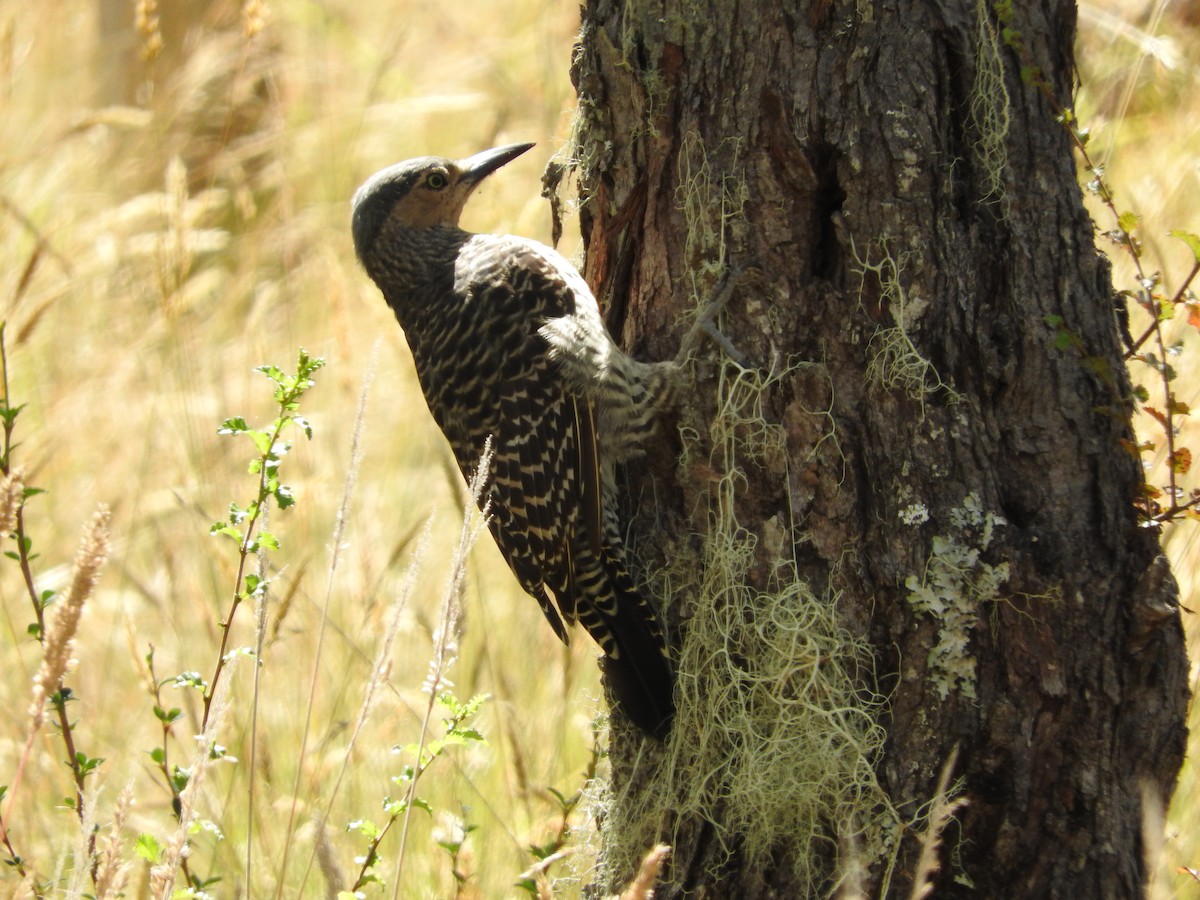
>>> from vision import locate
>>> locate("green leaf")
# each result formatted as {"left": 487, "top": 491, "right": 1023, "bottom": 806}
{"left": 173, "top": 671, "right": 207, "bottom": 690}
{"left": 273, "top": 484, "right": 295, "bottom": 509}
{"left": 448, "top": 728, "right": 487, "bottom": 745}
{"left": 149, "top": 747, "right": 166, "bottom": 764}
{"left": 154, "top": 706, "right": 183, "bottom": 725}
{"left": 249, "top": 430, "right": 273, "bottom": 455}
{"left": 298, "top": 349, "right": 326, "bottom": 376}
{"left": 439, "top": 691, "right": 490, "bottom": 722}
{"left": 0, "top": 402, "right": 27, "bottom": 425}
{"left": 135, "top": 833, "right": 164, "bottom": 863}
{"left": 254, "top": 531, "right": 280, "bottom": 552}
{"left": 209, "top": 523, "right": 243, "bottom": 542}
{"left": 1118, "top": 210, "right": 1140, "bottom": 234}
{"left": 256, "top": 364, "right": 287, "bottom": 384}
{"left": 217, "top": 417, "right": 250, "bottom": 435}
{"left": 347, "top": 818, "right": 382, "bottom": 840}
{"left": 75, "top": 752, "right": 105, "bottom": 776}
{"left": 1170, "top": 230, "right": 1200, "bottom": 263}
{"left": 527, "top": 839, "right": 560, "bottom": 860}
{"left": 244, "top": 573, "right": 269, "bottom": 597}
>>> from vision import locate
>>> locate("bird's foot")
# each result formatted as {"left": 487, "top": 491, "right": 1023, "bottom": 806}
{"left": 676, "top": 263, "right": 758, "bottom": 369}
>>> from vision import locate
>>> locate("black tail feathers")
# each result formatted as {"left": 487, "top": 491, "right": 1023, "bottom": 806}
{"left": 560, "top": 532, "right": 675, "bottom": 737}
{"left": 598, "top": 602, "right": 676, "bottom": 739}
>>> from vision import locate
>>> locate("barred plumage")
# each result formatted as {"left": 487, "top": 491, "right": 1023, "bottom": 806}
{"left": 352, "top": 143, "right": 676, "bottom": 736}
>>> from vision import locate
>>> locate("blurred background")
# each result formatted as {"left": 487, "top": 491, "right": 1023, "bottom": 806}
{"left": 0, "top": 0, "right": 1196, "bottom": 895}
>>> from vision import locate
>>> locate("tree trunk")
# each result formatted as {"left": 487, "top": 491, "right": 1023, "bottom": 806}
{"left": 560, "top": 1, "right": 1189, "bottom": 896}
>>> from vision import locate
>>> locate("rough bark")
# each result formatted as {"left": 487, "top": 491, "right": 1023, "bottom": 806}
{"left": 561, "top": 1, "right": 1189, "bottom": 896}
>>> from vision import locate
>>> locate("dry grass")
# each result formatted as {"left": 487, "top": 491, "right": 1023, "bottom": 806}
{"left": 0, "top": 0, "right": 1197, "bottom": 897}
{"left": 0, "top": 0, "right": 597, "bottom": 896}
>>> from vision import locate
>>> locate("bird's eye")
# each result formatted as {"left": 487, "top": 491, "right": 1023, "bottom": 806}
{"left": 425, "top": 171, "right": 449, "bottom": 190}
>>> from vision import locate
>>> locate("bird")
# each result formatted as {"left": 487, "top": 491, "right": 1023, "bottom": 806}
{"left": 351, "top": 142, "right": 677, "bottom": 737}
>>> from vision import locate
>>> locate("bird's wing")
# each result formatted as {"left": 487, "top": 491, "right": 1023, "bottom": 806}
{"left": 448, "top": 235, "right": 674, "bottom": 736}
{"left": 448, "top": 234, "right": 604, "bottom": 629}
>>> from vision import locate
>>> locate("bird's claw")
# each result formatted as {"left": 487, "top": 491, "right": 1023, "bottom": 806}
{"left": 677, "top": 262, "right": 759, "bottom": 368}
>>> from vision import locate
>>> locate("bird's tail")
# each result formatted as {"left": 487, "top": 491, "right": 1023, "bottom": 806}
{"left": 573, "top": 546, "right": 676, "bottom": 738}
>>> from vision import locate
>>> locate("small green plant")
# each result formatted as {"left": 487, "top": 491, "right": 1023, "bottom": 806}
{"left": 435, "top": 810, "right": 479, "bottom": 898}
{"left": 142, "top": 348, "right": 325, "bottom": 897}
{"left": 516, "top": 735, "right": 603, "bottom": 896}
{"left": 344, "top": 691, "right": 489, "bottom": 895}
{"left": 333, "top": 438, "right": 494, "bottom": 897}
{"left": 205, "top": 349, "right": 326, "bottom": 728}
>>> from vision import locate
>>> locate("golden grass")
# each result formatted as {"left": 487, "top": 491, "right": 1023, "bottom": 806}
{"left": 1, "top": 0, "right": 1198, "bottom": 896}
{"left": 1, "top": 0, "right": 597, "bottom": 896}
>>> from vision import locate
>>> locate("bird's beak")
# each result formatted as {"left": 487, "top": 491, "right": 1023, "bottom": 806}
{"left": 459, "top": 142, "right": 535, "bottom": 184}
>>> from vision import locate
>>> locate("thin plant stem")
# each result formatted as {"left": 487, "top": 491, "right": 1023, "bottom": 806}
{"left": 276, "top": 344, "right": 377, "bottom": 898}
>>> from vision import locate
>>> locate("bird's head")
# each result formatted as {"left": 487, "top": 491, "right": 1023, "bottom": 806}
{"left": 351, "top": 142, "right": 534, "bottom": 262}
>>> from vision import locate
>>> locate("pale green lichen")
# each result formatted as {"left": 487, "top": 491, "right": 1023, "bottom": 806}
{"left": 854, "top": 242, "right": 962, "bottom": 417}
{"left": 905, "top": 492, "right": 1009, "bottom": 700}
{"left": 969, "top": 0, "right": 1011, "bottom": 208}
{"left": 596, "top": 358, "right": 899, "bottom": 895}
{"left": 900, "top": 502, "right": 931, "bottom": 526}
